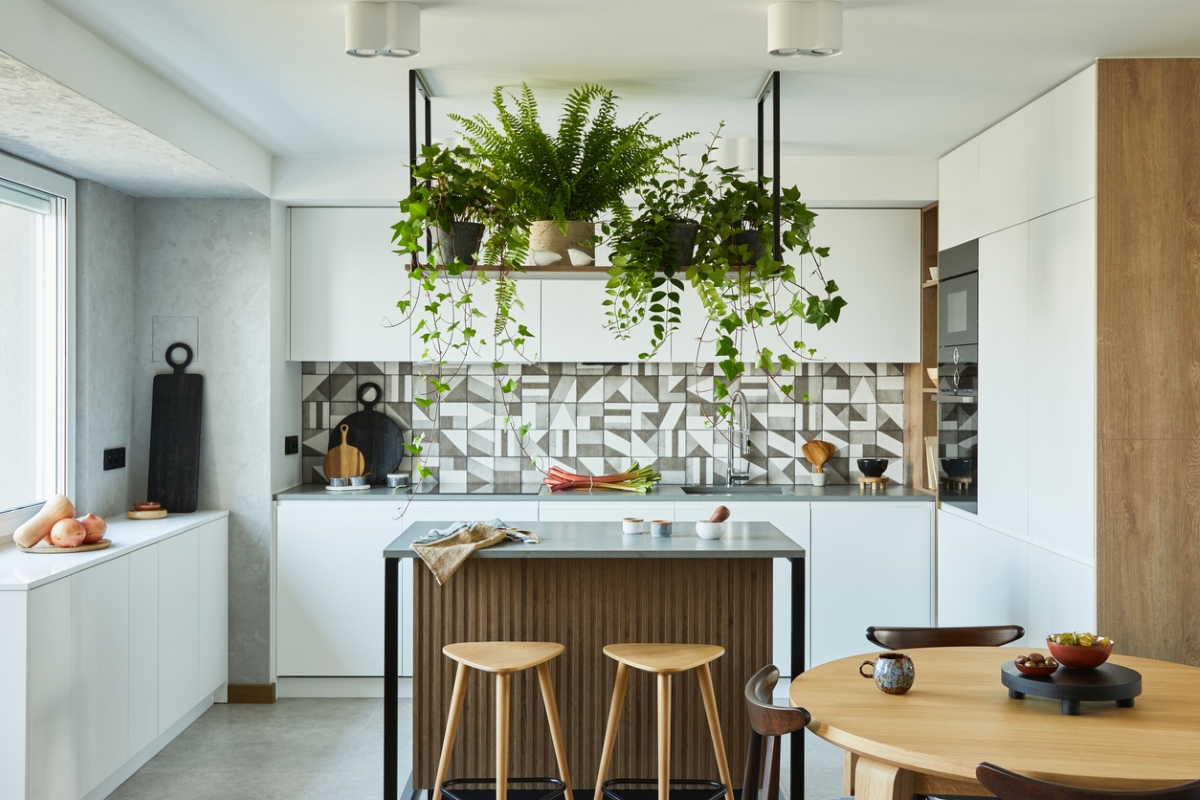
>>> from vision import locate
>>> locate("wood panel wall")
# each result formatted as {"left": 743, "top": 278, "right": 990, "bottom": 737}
{"left": 1096, "top": 59, "right": 1200, "bottom": 666}
{"left": 412, "top": 558, "right": 773, "bottom": 790}
{"left": 903, "top": 203, "right": 939, "bottom": 491}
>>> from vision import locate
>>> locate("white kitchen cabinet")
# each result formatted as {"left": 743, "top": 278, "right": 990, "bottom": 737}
{"left": 674, "top": 501, "right": 811, "bottom": 675}
{"left": 27, "top": 578, "right": 75, "bottom": 800}
{"left": 541, "top": 278, "right": 670, "bottom": 363}
{"left": 158, "top": 530, "right": 199, "bottom": 734}
{"left": 1027, "top": 546, "right": 1096, "bottom": 641}
{"left": 1029, "top": 66, "right": 1097, "bottom": 218}
{"left": 1027, "top": 201, "right": 1095, "bottom": 562}
{"left": 810, "top": 502, "right": 933, "bottom": 666}
{"left": 198, "top": 517, "right": 229, "bottom": 699}
{"left": 938, "top": 137, "right": 980, "bottom": 250}
{"left": 937, "top": 510, "right": 1029, "bottom": 644}
{"left": 72, "top": 557, "right": 130, "bottom": 795}
{"left": 537, "top": 500, "right": 672, "bottom": 523}
{"left": 978, "top": 224, "right": 1029, "bottom": 536}
{"left": 978, "top": 106, "right": 1031, "bottom": 236}
{"left": 670, "top": 209, "right": 920, "bottom": 364}
{"left": 289, "top": 207, "right": 411, "bottom": 362}
{"left": 450, "top": 277, "right": 543, "bottom": 364}
{"left": 128, "top": 546, "right": 159, "bottom": 756}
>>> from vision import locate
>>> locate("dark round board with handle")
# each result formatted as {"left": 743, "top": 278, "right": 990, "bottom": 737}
{"left": 327, "top": 382, "right": 405, "bottom": 486}
{"left": 1001, "top": 660, "right": 1142, "bottom": 715}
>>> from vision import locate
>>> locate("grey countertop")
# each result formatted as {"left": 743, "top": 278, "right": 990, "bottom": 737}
{"left": 384, "top": 520, "right": 806, "bottom": 559}
{"left": 276, "top": 483, "right": 934, "bottom": 502}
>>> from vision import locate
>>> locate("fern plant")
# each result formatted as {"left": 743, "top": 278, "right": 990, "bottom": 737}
{"left": 450, "top": 84, "right": 689, "bottom": 229}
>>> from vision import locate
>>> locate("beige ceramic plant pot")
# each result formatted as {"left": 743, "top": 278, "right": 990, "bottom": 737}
{"left": 529, "top": 220, "right": 595, "bottom": 267}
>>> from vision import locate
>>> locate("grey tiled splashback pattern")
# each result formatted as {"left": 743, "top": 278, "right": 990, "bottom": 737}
{"left": 301, "top": 361, "right": 906, "bottom": 486}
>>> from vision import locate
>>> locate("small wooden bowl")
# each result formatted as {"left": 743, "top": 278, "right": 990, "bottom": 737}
{"left": 1047, "top": 638, "right": 1113, "bottom": 670}
{"left": 1015, "top": 661, "right": 1059, "bottom": 677}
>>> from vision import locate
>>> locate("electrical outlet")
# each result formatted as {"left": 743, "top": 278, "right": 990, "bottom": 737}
{"left": 284, "top": 435, "right": 299, "bottom": 455}
{"left": 103, "top": 447, "right": 126, "bottom": 471}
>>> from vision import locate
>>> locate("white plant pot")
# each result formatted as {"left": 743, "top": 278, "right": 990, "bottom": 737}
{"left": 530, "top": 220, "right": 595, "bottom": 267}
{"left": 811, "top": 472, "right": 828, "bottom": 487}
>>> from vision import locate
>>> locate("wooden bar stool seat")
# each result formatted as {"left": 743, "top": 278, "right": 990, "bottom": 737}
{"left": 594, "top": 643, "right": 734, "bottom": 800}
{"left": 434, "top": 641, "right": 574, "bottom": 800}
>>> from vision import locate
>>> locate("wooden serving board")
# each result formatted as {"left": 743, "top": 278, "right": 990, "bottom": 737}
{"left": 18, "top": 539, "right": 112, "bottom": 554}
{"left": 1001, "top": 660, "right": 1142, "bottom": 715}
{"left": 328, "top": 382, "right": 404, "bottom": 485}
{"left": 148, "top": 343, "right": 202, "bottom": 513}
{"left": 127, "top": 509, "right": 168, "bottom": 520}
{"left": 323, "top": 423, "right": 365, "bottom": 479}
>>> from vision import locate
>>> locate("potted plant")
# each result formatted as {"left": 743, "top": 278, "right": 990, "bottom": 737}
{"left": 451, "top": 83, "right": 686, "bottom": 267}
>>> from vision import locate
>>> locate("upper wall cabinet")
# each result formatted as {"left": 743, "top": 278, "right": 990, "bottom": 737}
{"left": 1028, "top": 66, "right": 1097, "bottom": 219}
{"left": 672, "top": 208, "right": 921, "bottom": 364}
{"left": 541, "top": 278, "right": 670, "bottom": 363}
{"left": 939, "top": 138, "right": 980, "bottom": 250}
{"left": 979, "top": 107, "right": 1032, "bottom": 236}
{"left": 290, "top": 207, "right": 411, "bottom": 363}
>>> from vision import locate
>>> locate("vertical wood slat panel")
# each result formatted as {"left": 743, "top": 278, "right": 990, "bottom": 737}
{"left": 413, "top": 558, "right": 773, "bottom": 790}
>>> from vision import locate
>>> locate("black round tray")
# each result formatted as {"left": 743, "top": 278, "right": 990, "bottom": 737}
{"left": 1001, "top": 660, "right": 1141, "bottom": 715}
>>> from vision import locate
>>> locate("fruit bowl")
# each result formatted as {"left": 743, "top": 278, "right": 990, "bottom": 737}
{"left": 1015, "top": 661, "right": 1058, "bottom": 676}
{"left": 1047, "top": 637, "right": 1114, "bottom": 670}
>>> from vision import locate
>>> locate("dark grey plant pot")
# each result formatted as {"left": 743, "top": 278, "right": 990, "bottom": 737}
{"left": 432, "top": 222, "right": 485, "bottom": 266}
{"left": 666, "top": 221, "right": 699, "bottom": 268}
{"left": 724, "top": 229, "right": 766, "bottom": 266}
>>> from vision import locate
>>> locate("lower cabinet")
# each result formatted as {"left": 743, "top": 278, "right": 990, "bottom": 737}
{"left": 810, "top": 502, "right": 934, "bottom": 666}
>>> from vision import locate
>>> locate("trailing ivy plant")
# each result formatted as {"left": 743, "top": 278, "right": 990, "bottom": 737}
{"left": 450, "top": 83, "right": 688, "bottom": 230}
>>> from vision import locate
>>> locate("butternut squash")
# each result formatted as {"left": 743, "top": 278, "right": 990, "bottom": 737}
{"left": 13, "top": 495, "right": 76, "bottom": 548}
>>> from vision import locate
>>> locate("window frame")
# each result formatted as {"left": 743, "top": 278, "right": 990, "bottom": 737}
{"left": 0, "top": 151, "right": 75, "bottom": 539}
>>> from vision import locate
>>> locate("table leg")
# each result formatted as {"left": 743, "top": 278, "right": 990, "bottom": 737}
{"left": 1008, "top": 689, "right": 1025, "bottom": 699}
{"left": 852, "top": 757, "right": 914, "bottom": 800}
{"left": 790, "top": 557, "right": 805, "bottom": 800}
{"left": 1118, "top": 697, "right": 1135, "bottom": 708}
{"left": 1062, "top": 699, "right": 1080, "bottom": 716}
{"left": 842, "top": 751, "right": 857, "bottom": 796}
{"left": 385, "top": 557, "right": 400, "bottom": 800}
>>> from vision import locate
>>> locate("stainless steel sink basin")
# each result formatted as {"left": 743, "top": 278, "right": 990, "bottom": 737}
{"left": 680, "top": 485, "right": 790, "bottom": 495}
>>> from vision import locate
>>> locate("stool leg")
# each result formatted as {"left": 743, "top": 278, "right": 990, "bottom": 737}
{"left": 536, "top": 662, "right": 575, "bottom": 800}
{"left": 593, "top": 662, "right": 630, "bottom": 800}
{"left": 658, "top": 673, "right": 672, "bottom": 800}
{"left": 497, "top": 673, "right": 512, "bottom": 800}
{"left": 696, "top": 663, "right": 734, "bottom": 798}
{"left": 434, "top": 662, "right": 472, "bottom": 799}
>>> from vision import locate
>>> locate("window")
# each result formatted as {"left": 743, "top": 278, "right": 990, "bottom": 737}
{"left": 0, "top": 153, "right": 74, "bottom": 536}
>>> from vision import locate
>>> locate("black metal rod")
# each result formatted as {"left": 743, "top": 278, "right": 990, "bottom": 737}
{"left": 408, "top": 70, "right": 417, "bottom": 192}
{"left": 772, "top": 71, "right": 781, "bottom": 262}
{"left": 384, "top": 557, "right": 400, "bottom": 800}
{"left": 790, "top": 555, "right": 805, "bottom": 800}
{"left": 425, "top": 94, "right": 432, "bottom": 148}
{"left": 757, "top": 96, "right": 765, "bottom": 189}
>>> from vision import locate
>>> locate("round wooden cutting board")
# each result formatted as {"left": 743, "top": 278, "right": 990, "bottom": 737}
{"left": 18, "top": 538, "right": 112, "bottom": 554}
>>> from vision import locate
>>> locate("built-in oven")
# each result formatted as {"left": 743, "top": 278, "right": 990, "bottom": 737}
{"left": 936, "top": 239, "right": 978, "bottom": 513}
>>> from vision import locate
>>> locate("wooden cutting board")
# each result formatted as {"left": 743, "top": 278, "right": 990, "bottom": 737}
{"left": 18, "top": 539, "right": 112, "bottom": 554}
{"left": 327, "top": 382, "right": 405, "bottom": 486}
{"left": 323, "top": 423, "right": 366, "bottom": 480}
{"left": 148, "top": 343, "right": 202, "bottom": 513}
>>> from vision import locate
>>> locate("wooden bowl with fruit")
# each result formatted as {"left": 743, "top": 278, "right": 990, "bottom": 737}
{"left": 1013, "top": 652, "right": 1058, "bottom": 676}
{"left": 1046, "top": 632, "right": 1114, "bottom": 670}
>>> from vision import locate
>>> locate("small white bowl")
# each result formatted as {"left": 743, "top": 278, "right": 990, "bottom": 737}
{"left": 695, "top": 521, "right": 726, "bottom": 540}
{"left": 622, "top": 517, "right": 647, "bottom": 535}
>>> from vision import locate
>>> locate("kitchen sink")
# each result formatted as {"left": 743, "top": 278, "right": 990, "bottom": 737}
{"left": 680, "top": 485, "right": 790, "bottom": 495}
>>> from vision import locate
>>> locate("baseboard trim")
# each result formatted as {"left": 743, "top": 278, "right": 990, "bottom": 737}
{"left": 277, "top": 676, "right": 413, "bottom": 698}
{"left": 227, "top": 683, "right": 276, "bottom": 704}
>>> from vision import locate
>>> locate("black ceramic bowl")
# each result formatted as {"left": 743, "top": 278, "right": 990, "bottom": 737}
{"left": 941, "top": 457, "right": 975, "bottom": 479}
{"left": 857, "top": 458, "right": 888, "bottom": 478}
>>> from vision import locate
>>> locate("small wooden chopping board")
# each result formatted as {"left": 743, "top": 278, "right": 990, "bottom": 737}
{"left": 324, "top": 423, "right": 366, "bottom": 480}
{"left": 19, "top": 539, "right": 112, "bottom": 554}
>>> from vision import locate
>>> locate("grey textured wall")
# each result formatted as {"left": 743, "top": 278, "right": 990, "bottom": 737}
{"left": 129, "top": 198, "right": 273, "bottom": 684}
{"left": 75, "top": 180, "right": 136, "bottom": 518}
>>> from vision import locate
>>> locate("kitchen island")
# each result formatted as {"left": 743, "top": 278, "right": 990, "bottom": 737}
{"left": 381, "top": 520, "right": 806, "bottom": 800}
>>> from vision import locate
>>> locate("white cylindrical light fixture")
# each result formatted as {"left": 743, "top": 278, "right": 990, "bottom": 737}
{"left": 768, "top": 1, "right": 842, "bottom": 57}
{"left": 346, "top": 2, "right": 420, "bottom": 58}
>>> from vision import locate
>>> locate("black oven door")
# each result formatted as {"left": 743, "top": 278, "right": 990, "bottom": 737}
{"left": 939, "top": 272, "right": 978, "bottom": 348}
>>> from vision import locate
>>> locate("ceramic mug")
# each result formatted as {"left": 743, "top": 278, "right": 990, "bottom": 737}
{"left": 859, "top": 652, "right": 915, "bottom": 695}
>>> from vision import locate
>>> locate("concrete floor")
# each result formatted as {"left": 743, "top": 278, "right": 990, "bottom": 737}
{"left": 108, "top": 699, "right": 846, "bottom": 800}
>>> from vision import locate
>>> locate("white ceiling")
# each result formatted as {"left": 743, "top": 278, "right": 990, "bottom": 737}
{"left": 32, "top": 0, "right": 1200, "bottom": 161}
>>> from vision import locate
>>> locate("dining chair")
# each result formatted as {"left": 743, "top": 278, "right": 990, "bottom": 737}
{"left": 866, "top": 624, "right": 1025, "bottom": 650}
{"left": 976, "top": 762, "right": 1200, "bottom": 800}
{"left": 743, "top": 664, "right": 852, "bottom": 800}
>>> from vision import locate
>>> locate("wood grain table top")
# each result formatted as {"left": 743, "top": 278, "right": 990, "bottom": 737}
{"left": 791, "top": 647, "right": 1200, "bottom": 789}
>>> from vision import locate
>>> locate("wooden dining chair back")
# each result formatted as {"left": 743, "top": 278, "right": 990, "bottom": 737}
{"left": 866, "top": 624, "right": 1025, "bottom": 650}
{"left": 977, "top": 763, "right": 1200, "bottom": 800}
{"left": 742, "top": 665, "right": 811, "bottom": 800}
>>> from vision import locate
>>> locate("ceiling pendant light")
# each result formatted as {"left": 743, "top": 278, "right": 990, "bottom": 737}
{"left": 767, "top": 1, "right": 842, "bottom": 57}
{"left": 346, "top": 2, "right": 420, "bottom": 58}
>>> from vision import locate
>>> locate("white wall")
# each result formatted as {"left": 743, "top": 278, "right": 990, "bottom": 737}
{"left": 0, "top": 0, "right": 270, "bottom": 196}
{"left": 271, "top": 200, "right": 301, "bottom": 493}
{"left": 74, "top": 180, "right": 137, "bottom": 518}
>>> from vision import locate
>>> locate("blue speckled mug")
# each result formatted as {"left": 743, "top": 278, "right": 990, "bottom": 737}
{"left": 859, "top": 652, "right": 915, "bottom": 695}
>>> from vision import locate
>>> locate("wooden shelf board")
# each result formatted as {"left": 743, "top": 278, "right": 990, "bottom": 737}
{"left": 922, "top": 387, "right": 938, "bottom": 393}
{"left": 922, "top": 279, "right": 940, "bottom": 289}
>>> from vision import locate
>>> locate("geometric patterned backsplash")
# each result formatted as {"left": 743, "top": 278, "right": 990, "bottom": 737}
{"left": 301, "top": 360, "right": 906, "bottom": 487}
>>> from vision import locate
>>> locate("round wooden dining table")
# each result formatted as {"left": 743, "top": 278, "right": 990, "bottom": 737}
{"left": 790, "top": 647, "right": 1200, "bottom": 797}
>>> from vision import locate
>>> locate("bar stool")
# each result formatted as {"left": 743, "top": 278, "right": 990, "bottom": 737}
{"left": 593, "top": 643, "right": 734, "bottom": 800}
{"left": 433, "top": 642, "right": 574, "bottom": 800}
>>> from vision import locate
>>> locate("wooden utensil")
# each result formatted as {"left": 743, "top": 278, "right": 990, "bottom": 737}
{"left": 324, "top": 423, "right": 366, "bottom": 480}
{"left": 148, "top": 343, "right": 203, "bottom": 512}
{"left": 127, "top": 509, "right": 168, "bottom": 520}
{"left": 801, "top": 440, "right": 836, "bottom": 473}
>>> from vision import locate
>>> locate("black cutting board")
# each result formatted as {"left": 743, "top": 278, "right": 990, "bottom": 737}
{"left": 329, "top": 382, "right": 404, "bottom": 485}
{"left": 148, "top": 343, "right": 203, "bottom": 513}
